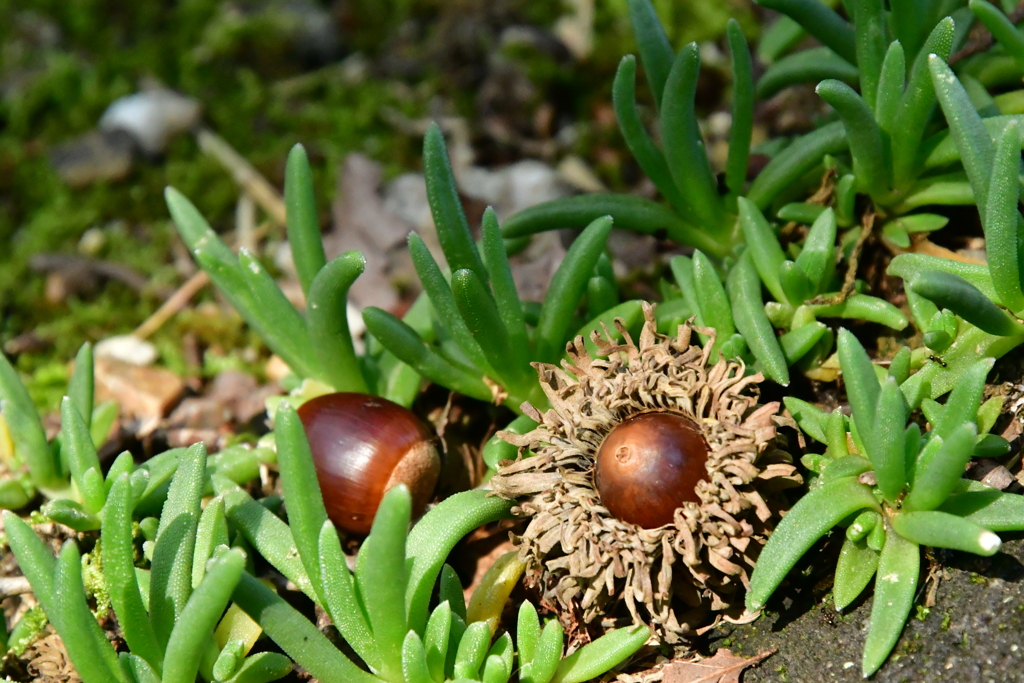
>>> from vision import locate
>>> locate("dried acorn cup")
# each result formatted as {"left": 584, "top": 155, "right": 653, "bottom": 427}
{"left": 297, "top": 392, "right": 441, "bottom": 535}
{"left": 490, "top": 305, "right": 802, "bottom": 645}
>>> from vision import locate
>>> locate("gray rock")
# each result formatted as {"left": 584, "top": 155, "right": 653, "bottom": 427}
{"left": 718, "top": 538, "right": 1024, "bottom": 681}
{"left": 48, "top": 129, "right": 134, "bottom": 187}
{"left": 99, "top": 88, "right": 201, "bottom": 156}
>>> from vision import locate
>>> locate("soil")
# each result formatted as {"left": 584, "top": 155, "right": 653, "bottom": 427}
{"left": 716, "top": 536, "right": 1024, "bottom": 682}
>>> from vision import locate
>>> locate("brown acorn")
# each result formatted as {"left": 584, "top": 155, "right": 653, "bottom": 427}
{"left": 489, "top": 304, "right": 802, "bottom": 644}
{"left": 595, "top": 411, "right": 709, "bottom": 528}
{"left": 297, "top": 392, "right": 440, "bottom": 535}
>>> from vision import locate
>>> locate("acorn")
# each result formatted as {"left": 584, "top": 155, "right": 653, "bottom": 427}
{"left": 297, "top": 392, "right": 441, "bottom": 536}
{"left": 594, "top": 411, "right": 709, "bottom": 528}
{"left": 490, "top": 304, "right": 803, "bottom": 643}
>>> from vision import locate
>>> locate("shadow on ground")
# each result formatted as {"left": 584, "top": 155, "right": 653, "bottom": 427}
{"left": 712, "top": 537, "right": 1024, "bottom": 682}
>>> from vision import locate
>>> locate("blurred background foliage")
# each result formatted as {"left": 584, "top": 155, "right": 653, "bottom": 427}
{"left": 0, "top": 0, "right": 758, "bottom": 409}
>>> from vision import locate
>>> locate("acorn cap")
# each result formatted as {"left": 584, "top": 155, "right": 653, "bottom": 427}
{"left": 489, "top": 304, "right": 802, "bottom": 644}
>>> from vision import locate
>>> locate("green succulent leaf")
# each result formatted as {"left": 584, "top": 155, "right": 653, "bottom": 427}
{"left": 903, "top": 422, "right": 978, "bottom": 512}
{"left": 756, "top": 0, "right": 857, "bottom": 64}
{"left": 727, "top": 252, "right": 790, "bottom": 385}
{"left": 68, "top": 342, "right": 94, "bottom": 432}
{"left": 756, "top": 47, "right": 858, "bottom": 100}
{"left": 737, "top": 198, "right": 787, "bottom": 305}
{"left": 782, "top": 397, "right": 827, "bottom": 442}
{"left": 938, "top": 486, "right": 1024, "bottom": 531}
{"left": 405, "top": 490, "right": 515, "bottom": 634}
{"left": 306, "top": 252, "right": 370, "bottom": 393}
{"left": 231, "top": 573, "right": 377, "bottom": 683}
{"left": 983, "top": 120, "right": 1024, "bottom": 315}
{"left": 408, "top": 233, "right": 490, "bottom": 373}
{"left": 500, "top": 194, "right": 725, "bottom": 257}
{"left": 837, "top": 329, "right": 881, "bottom": 432}
{"left": 357, "top": 485, "right": 411, "bottom": 683}
{"left": 661, "top": 43, "right": 727, "bottom": 231}
{"left": 149, "top": 443, "right": 207, "bottom": 649}
{"left": 891, "top": 18, "right": 954, "bottom": 190}
{"left": 60, "top": 398, "right": 105, "bottom": 514}
{"left": 536, "top": 215, "right": 614, "bottom": 363}
{"left": 834, "top": 537, "right": 880, "bottom": 611}
{"left": 795, "top": 208, "right": 837, "bottom": 292}
{"left": 103, "top": 474, "right": 163, "bottom": 672}
{"left": 220, "top": 484, "right": 314, "bottom": 598}
{"left": 934, "top": 358, "right": 994, "bottom": 439}
{"left": 424, "top": 601, "right": 452, "bottom": 683}
{"left": 550, "top": 625, "right": 649, "bottom": 683}
{"left": 910, "top": 271, "right": 1024, "bottom": 337}
{"left": 284, "top": 144, "right": 328, "bottom": 296}
{"left": 440, "top": 564, "right": 467, "bottom": 622}
{"left": 274, "top": 401, "right": 330, "bottom": 605}
{"left": 362, "top": 307, "right": 493, "bottom": 403}
{"left": 191, "top": 496, "right": 228, "bottom": 589}
{"left": 318, "top": 520, "right": 375, "bottom": 668}
{"left": 53, "top": 541, "right": 127, "bottom": 683}
{"left": 453, "top": 268, "right": 527, "bottom": 391}
{"left": 816, "top": 79, "right": 890, "bottom": 197}
{"left": 612, "top": 56, "right": 687, "bottom": 213}
{"left": 480, "top": 208, "right": 531, "bottom": 369}
{"left": 162, "top": 549, "right": 245, "bottom": 683}
{"left": 403, "top": 631, "right": 434, "bottom": 683}
{"left": 692, "top": 250, "right": 735, "bottom": 351}
{"left": 624, "top": 0, "right": 674, "bottom": 109}
{"left": 0, "top": 351, "right": 57, "bottom": 490}
{"left": 747, "top": 122, "right": 849, "bottom": 210}
{"left": 875, "top": 41, "right": 905, "bottom": 135}
{"left": 453, "top": 621, "right": 491, "bottom": 680}
{"left": 747, "top": 476, "right": 880, "bottom": 612}
{"left": 822, "top": 455, "right": 872, "bottom": 483}
{"left": 930, "top": 56, "right": 994, "bottom": 217}
{"left": 862, "top": 528, "right": 919, "bottom": 677}
{"left": 865, "top": 376, "right": 908, "bottom": 505}
{"left": 725, "top": 19, "right": 754, "bottom": 202}
{"left": 891, "top": 510, "right": 1001, "bottom": 555}
{"left": 423, "top": 123, "right": 488, "bottom": 284}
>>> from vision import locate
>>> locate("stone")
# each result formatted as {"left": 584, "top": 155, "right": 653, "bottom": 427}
{"left": 48, "top": 129, "right": 134, "bottom": 188}
{"left": 99, "top": 88, "right": 201, "bottom": 156}
{"left": 95, "top": 335, "right": 158, "bottom": 366}
{"left": 95, "top": 358, "right": 184, "bottom": 424}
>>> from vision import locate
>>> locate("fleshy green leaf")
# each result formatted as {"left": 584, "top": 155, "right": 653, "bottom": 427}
{"left": 550, "top": 625, "right": 649, "bottom": 683}
{"left": 833, "top": 537, "right": 880, "bottom": 611}
{"left": 903, "top": 422, "right": 978, "bottom": 511}
{"left": 306, "top": 252, "right": 370, "bottom": 393}
{"left": 661, "top": 43, "right": 727, "bottom": 232}
{"left": 862, "top": 527, "right": 919, "bottom": 677}
{"left": 162, "top": 549, "right": 245, "bottom": 683}
{"left": 423, "top": 123, "right": 487, "bottom": 284}
{"left": 747, "top": 477, "right": 879, "bottom": 611}
{"left": 892, "top": 510, "right": 1001, "bottom": 555}
{"left": 231, "top": 573, "right": 377, "bottom": 683}
{"left": 284, "top": 144, "right": 327, "bottom": 296}
{"left": 727, "top": 252, "right": 789, "bottom": 385}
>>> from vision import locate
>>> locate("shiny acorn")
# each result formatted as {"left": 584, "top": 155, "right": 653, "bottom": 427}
{"left": 297, "top": 392, "right": 441, "bottom": 535}
{"left": 594, "top": 411, "right": 709, "bottom": 528}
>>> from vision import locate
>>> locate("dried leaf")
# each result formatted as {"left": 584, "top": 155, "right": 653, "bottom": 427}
{"left": 663, "top": 648, "right": 776, "bottom": 683}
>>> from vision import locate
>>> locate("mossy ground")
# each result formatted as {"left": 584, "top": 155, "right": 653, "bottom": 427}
{"left": 1, "top": 0, "right": 749, "bottom": 412}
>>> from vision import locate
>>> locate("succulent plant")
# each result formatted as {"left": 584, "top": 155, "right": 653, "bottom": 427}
{"left": 5, "top": 442, "right": 293, "bottom": 683}
{"left": 0, "top": 343, "right": 270, "bottom": 519}
{"left": 747, "top": 330, "right": 1024, "bottom": 677}
{"left": 217, "top": 401, "right": 649, "bottom": 683}
{"left": 489, "top": 306, "right": 802, "bottom": 644}
{"left": 166, "top": 146, "right": 401, "bottom": 402}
